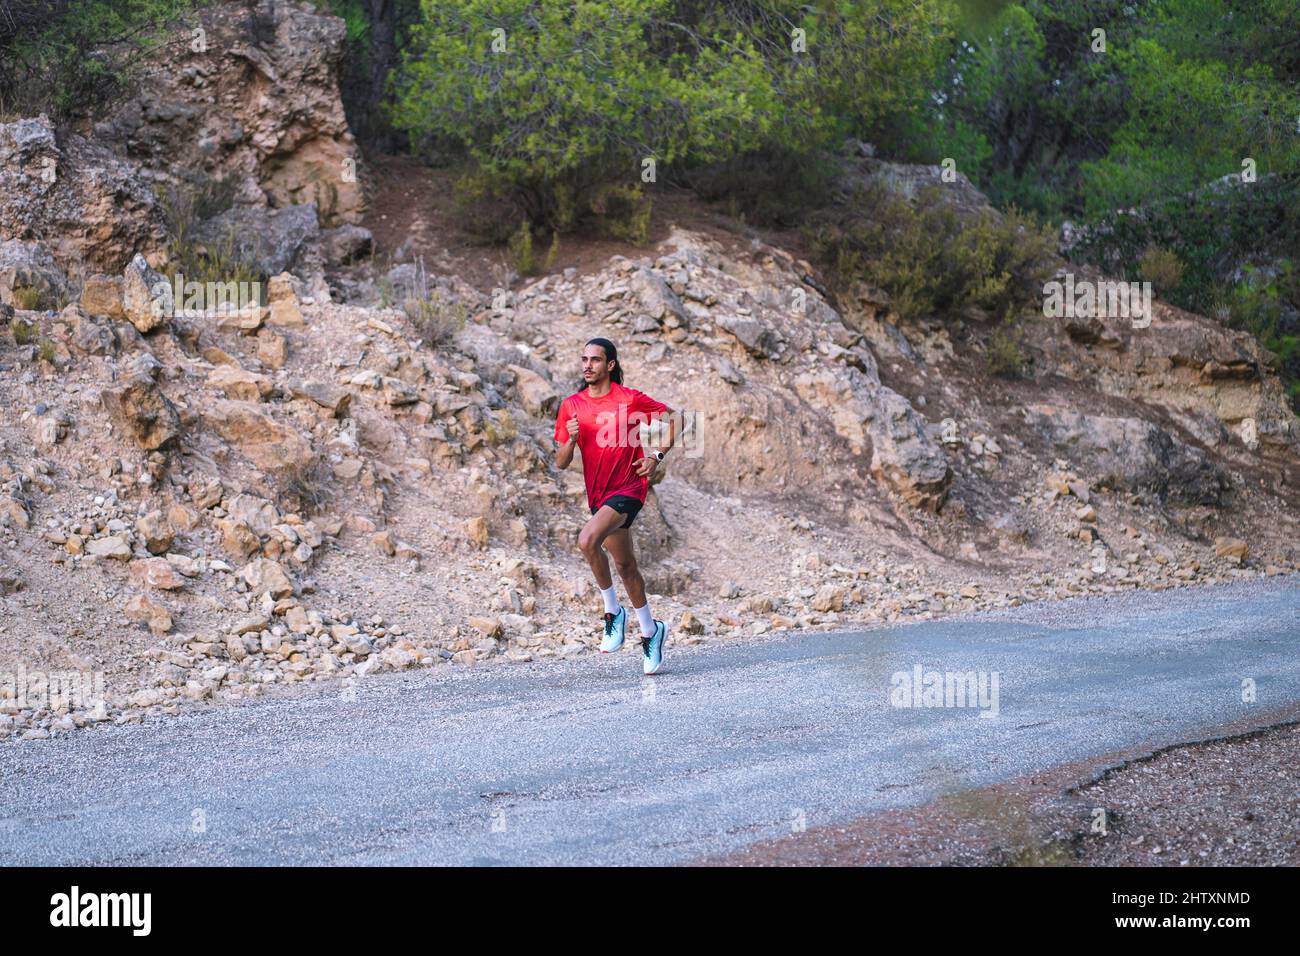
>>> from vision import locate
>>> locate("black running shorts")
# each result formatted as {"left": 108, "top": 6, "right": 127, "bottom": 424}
{"left": 591, "top": 494, "right": 643, "bottom": 529}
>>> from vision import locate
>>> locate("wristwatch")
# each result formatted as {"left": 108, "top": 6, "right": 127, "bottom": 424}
{"left": 652, "top": 450, "right": 666, "bottom": 462}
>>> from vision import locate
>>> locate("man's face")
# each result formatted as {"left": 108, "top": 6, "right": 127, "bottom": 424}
{"left": 581, "top": 346, "right": 612, "bottom": 385}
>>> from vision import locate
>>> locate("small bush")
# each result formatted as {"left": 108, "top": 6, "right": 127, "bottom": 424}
{"left": 688, "top": 146, "right": 836, "bottom": 228}
{"left": 0, "top": 1, "right": 201, "bottom": 119}
{"left": 450, "top": 171, "right": 528, "bottom": 244}
{"left": 157, "top": 176, "right": 261, "bottom": 289}
{"left": 1138, "top": 246, "right": 1184, "bottom": 295}
{"left": 399, "top": 257, "right": 466, "bottom": 348}
{"left": 1221, "top": 266, "right": 1299, "bottom": 398}
{"left": 405, "top": 294, "right": 467, "bottom": 348}
{"left": 277, "top": 456, "right": 332, "bottom": 517}
{"left": 808, "top": 182, "right": 1058, "bottom": 324}
{"left": 986, "top": 322, "right": 1030, "bottom": 379}
{"left": 11, "top": 319, "right": 36, "bottom": 345}
{"left": 588, "top": 183, "right": 651, "bottom": 243}
{"left": 507, "top": 219, "right": 535, "bottom": 276}
{"left": 36, "top": 337, "right": 57, "bottom": 364}
{"left": 543, "top": 231, "right": 560, "bottom": 271}
{"left": 12, "top": 287, "right": 41, "bottom": 311}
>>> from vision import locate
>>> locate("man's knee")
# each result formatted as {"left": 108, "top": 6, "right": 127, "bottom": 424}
{"left": 578, "top": 528, "right": 602, "bottom": 557}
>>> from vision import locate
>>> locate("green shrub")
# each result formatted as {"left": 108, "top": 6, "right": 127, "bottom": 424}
{"left": 11, "top": 287, "right": 41, "bottom": 311}
{"left": 543, "top": 231, "right": 560, "bottom": 271}
{"left": 399, "top": 258, "right": 466, "bottom": 348}
{"left": 1138, "top": 246, "right": 1184, "bottom": 296}
{"left": 389, "top": 0, "right": 954, "bottom": 232}
{"left": 0, "top": 1, "right": 202, "bottom": 118}
{"left": 808, "top": 182, "right": 1058, "bottom": 323}
{"left": 687, "top": 145, "right": 837, "bottom": 227}
{"left": 36, "top": 337, "right": 57, "bottom": 364}
{"left": 157, "top": 177, "right": 262, "bottom": 289}
{"left": 1223, "top": 265, "right": 1300, "bottom": 389}
{"left": 11, "top": 319, "right": 36, "bottom": 345}
{"left": 508, "top": 220, "right": 535, "bottom": 276}
{"left": 589, "top": 184, "right": 651, "bottom": 243}
{"left": 986, "top": 322, "right": 1030, "bottom": 379}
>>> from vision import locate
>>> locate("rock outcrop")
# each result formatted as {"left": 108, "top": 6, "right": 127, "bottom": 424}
{"left": 96, "top": 0, "right": 365, "bottom": 226}
{"left": 0, "top": 116, "right": 166, "bottom": 274}
{"left": 1022, "top": 406, "right": 1232, "bottom": 507}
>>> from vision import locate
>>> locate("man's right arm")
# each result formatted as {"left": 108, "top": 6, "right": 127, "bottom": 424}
{"left": 555, "top": 400, "right": 575, "bottom": 469}
{"left": 556, "top": 434, "right": 576, "bottom": 470}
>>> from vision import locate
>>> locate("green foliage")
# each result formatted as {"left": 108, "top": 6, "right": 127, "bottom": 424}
{"left": 893, "top": 1, "right": 1300, "bottom": 220}
{"left": 687, "top": 144, "right": 837, "bottom": 227}
{"left": 1138, "top": 246, "right": 1184, "bottom": 297}
{"left": 508, "top": 219, "right": 535, "bottom": 276}
{"left": 157, "top": 177, "right": 263, "bottom": 288}
{"left": 543, "top": 230, "right": 560, "bottom": 271}
{"left": 11, "top": 287, "right": 40, "bottom": 311}
{"left": 36, "top": 337, "right": 57, "bottom": 364}
{"left": 10, "top": 318, "right": 35, "bottom": 345}
{"left": 986, "top": 320, "right": 1029, "bottom": 379}
{"left": 0, "top": 1, "right": 202, "bottom": 117}
{"left": 1073, "top": 174, "right": 1300, "bottom": 315}
{"left": 588, "top": 183, "right": 650, "bottom": 242}
{"left": 808, "top": 182, "right": 1057, "bottom": 323}
{"left": 1222, "top": 263, "right": 1300, "bottom": 389}
{"left": 390, "top": 0, "right": 955, "bottom": 230}
{"left": 400, "top": 258, "right": 466, "bottom": 348}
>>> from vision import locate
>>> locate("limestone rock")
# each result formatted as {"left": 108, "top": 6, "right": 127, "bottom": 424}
{"left": 239, "top": 558, "right": 295, "bottom": 598}
{"left": 1214, "top": 537, "right": 1248, "bottom": 561}
{"left": 129, "top": 557, "right": 185, "bottom": 590}
{"left": 100, "top": 375, "right": 181, "bottom": 450}
{"left": 868, "top": 387, "right": 952, "bottom": 513}
{"left": 0, "top": 117, "right": 165, "bottom": 273}
{"left": 466, "top": 516, "right": 489, "bottom": 549}
{"left": 0, "top": 239, "right": 68, "bottom": 310}
{"left": 289, "top": 381, "right": 352, "bottom": 417}
{"left": 507, "top": 364, "right": 559, "bottom": 417}
{"left": 1022, "top": 405, "right": 1231, "bottom": 507}
{"left": 80, "top": 274, "right": 126, "bottom": 319}
{"left": 124, "top": 593, "right": 173, "bottom": 634}
{"left": 207, "top": 365, "right": 273, "bottom": 401}
{"left": 204, "top": 400, "right": 314, "bottom": 472}
{"left": 811, "top": 585, "right": 847, "bottom": 612}
{"left": 86, "top": 535, "right": 132, "bottom": 560}
{"left": 121, "top": 253, "right": 168, "bottom": 333}
{"left": 135, "top": 511, "right": 175, "bottom": 555}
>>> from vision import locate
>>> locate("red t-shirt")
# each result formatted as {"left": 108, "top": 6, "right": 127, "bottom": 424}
{"left": 554, "top": 382, "right": 668, "bottom": 509}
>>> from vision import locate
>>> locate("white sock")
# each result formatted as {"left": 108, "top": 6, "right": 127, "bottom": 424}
{"left": 633, "top": 602, "right": 654, "bottom": 637}
{"left": 600, "top": 584, "right": 619, "bottom": 615}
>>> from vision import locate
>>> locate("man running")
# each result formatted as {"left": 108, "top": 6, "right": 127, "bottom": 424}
{"left": 554, "top": 337, "right": 677, "bottom": 674}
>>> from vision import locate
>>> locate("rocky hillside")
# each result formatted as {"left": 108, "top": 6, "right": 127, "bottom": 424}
{"left": 2, "top": 1, "right": 1298, "bottom": 742}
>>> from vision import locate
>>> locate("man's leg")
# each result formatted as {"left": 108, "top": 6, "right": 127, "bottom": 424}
{"left": 603, "top": 528, "right": 655, "bottom": 638}
{"left": 602, "top": 528, "right": 646, "bottom": 608}
{"left": 577, "top": 506, "right": 629, "bottom": 592}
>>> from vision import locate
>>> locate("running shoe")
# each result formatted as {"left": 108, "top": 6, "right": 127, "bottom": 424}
{"left": 641, "top": 619, "right": 667, "bottom": 675}
{"left": 600, "top": 606, "right": 626, "bottom": 653}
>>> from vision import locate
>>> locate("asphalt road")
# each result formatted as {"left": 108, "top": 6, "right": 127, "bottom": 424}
{"left": 2, "top": 576, "right": 1298, "bottom": 866}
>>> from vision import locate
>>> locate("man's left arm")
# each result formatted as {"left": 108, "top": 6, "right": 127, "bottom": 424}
{"left": 634, "top": 399, "right": 678, "bottom": 477}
